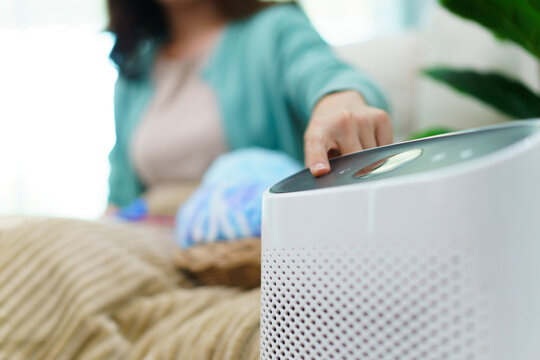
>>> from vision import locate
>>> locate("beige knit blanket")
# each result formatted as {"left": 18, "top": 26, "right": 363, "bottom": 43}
{"left": 0, "top": 217, "right": 260, "bottom": 360}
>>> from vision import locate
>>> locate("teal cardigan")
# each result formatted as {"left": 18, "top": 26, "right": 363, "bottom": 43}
{"left": 108, "top": 4, "right": 389, "bottom": 206}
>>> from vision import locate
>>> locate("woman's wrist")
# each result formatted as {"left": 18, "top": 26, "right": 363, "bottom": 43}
{"left": 315, "top": 90, "right": 367, "bottom": 110}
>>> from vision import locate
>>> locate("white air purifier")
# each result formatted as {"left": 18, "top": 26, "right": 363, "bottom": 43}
{"left": 261, "top": 120, "right": 540, "bottom": 360}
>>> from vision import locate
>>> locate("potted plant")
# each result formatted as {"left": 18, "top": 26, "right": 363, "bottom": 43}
{"left": 413, "top": 0, "right": 540, "bottom": 139}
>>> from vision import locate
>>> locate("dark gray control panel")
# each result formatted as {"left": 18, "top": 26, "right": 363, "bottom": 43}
{"left": 270, "top": 121, "right": 540, "bottom": 193}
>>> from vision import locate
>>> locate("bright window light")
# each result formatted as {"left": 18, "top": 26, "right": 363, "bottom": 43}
{"left": 0, "top": 26, "right": 116, "bottom": 219}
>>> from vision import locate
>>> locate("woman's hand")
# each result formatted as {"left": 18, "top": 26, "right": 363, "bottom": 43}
{"left": 304, "top": 90, "right": 393, "bottom": 177}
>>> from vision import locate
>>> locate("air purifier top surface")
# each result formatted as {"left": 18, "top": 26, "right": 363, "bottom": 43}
{"left": 270, "top": 120, "right": 540, "bottom": 194}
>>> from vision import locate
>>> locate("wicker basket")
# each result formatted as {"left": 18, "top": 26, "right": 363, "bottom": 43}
{"left": 173, "top": 238, "right": 261, "bottom": 288}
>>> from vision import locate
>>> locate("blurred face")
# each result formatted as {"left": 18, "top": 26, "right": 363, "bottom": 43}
{"left": 154, "top": 0, "right": 204, "bottom": 7}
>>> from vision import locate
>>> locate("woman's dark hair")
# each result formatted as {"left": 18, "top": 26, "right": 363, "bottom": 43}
{"left": 107, "top": 0, "right": 275, "bottom": 76}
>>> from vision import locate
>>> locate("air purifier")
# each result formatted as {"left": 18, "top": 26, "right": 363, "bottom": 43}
{"left": 261, "top": 120, "right": 540, "bottom": 360}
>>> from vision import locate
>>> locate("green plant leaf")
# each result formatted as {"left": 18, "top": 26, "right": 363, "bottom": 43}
{"left": 424, "top": 68, "right": 540, "bottom": 119}
{"left": 530, "top": 0, "right": 540, "bottom": 13}
{"left": 409, "top": 127, "right": 454, "bottom": 140}
{"left": 439, "top": 0, "right": 540, "bottom": 60}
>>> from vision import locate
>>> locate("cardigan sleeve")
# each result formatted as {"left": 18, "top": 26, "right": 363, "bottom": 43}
{"left": 107, "top": 41, "right": 159, "bottom": 207}
{"left": 107, "top": 78, "right": 128, "bottom": 206}
{"left": 107, "top": 77, "right": 144, "bottom": 207}
{"left": 273, "top": 5, "right": 390, "bottom": 124}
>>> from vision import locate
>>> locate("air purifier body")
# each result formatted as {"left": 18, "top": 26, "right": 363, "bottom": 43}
{"left": 261, "top": 120, "right": 540, "bottom": 360}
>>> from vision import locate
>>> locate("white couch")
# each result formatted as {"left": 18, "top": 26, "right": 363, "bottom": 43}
{"left": 335, "top": 6, "right": 540, "bottom": 141}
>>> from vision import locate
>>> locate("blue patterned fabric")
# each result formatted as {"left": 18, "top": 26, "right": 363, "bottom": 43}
{"left": 175, "top": 148, "right": 303, "bottom": 248}
{"left": 116, "top": 198, "right": 148, "bottom": 221}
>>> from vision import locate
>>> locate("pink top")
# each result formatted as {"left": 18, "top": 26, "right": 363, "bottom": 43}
{"left": 131, "top": 49, "right": 228, "bottom": 187}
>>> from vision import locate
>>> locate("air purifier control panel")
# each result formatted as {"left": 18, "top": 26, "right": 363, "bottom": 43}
{"left": 270, "top": 121, "right": 540, "bottom": 193}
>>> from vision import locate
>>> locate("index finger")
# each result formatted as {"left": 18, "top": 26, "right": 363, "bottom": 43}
{"left": 304, "top": 133, "right": 332, "bottom": 177}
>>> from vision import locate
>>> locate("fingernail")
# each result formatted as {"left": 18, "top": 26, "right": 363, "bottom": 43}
{"left": 311, "top": 162, "right": 327, "bottom": 171}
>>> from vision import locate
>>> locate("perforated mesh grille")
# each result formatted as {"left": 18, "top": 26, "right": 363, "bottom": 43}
{"left": 261, "top": 246, "right": 492, "bottom": 360}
